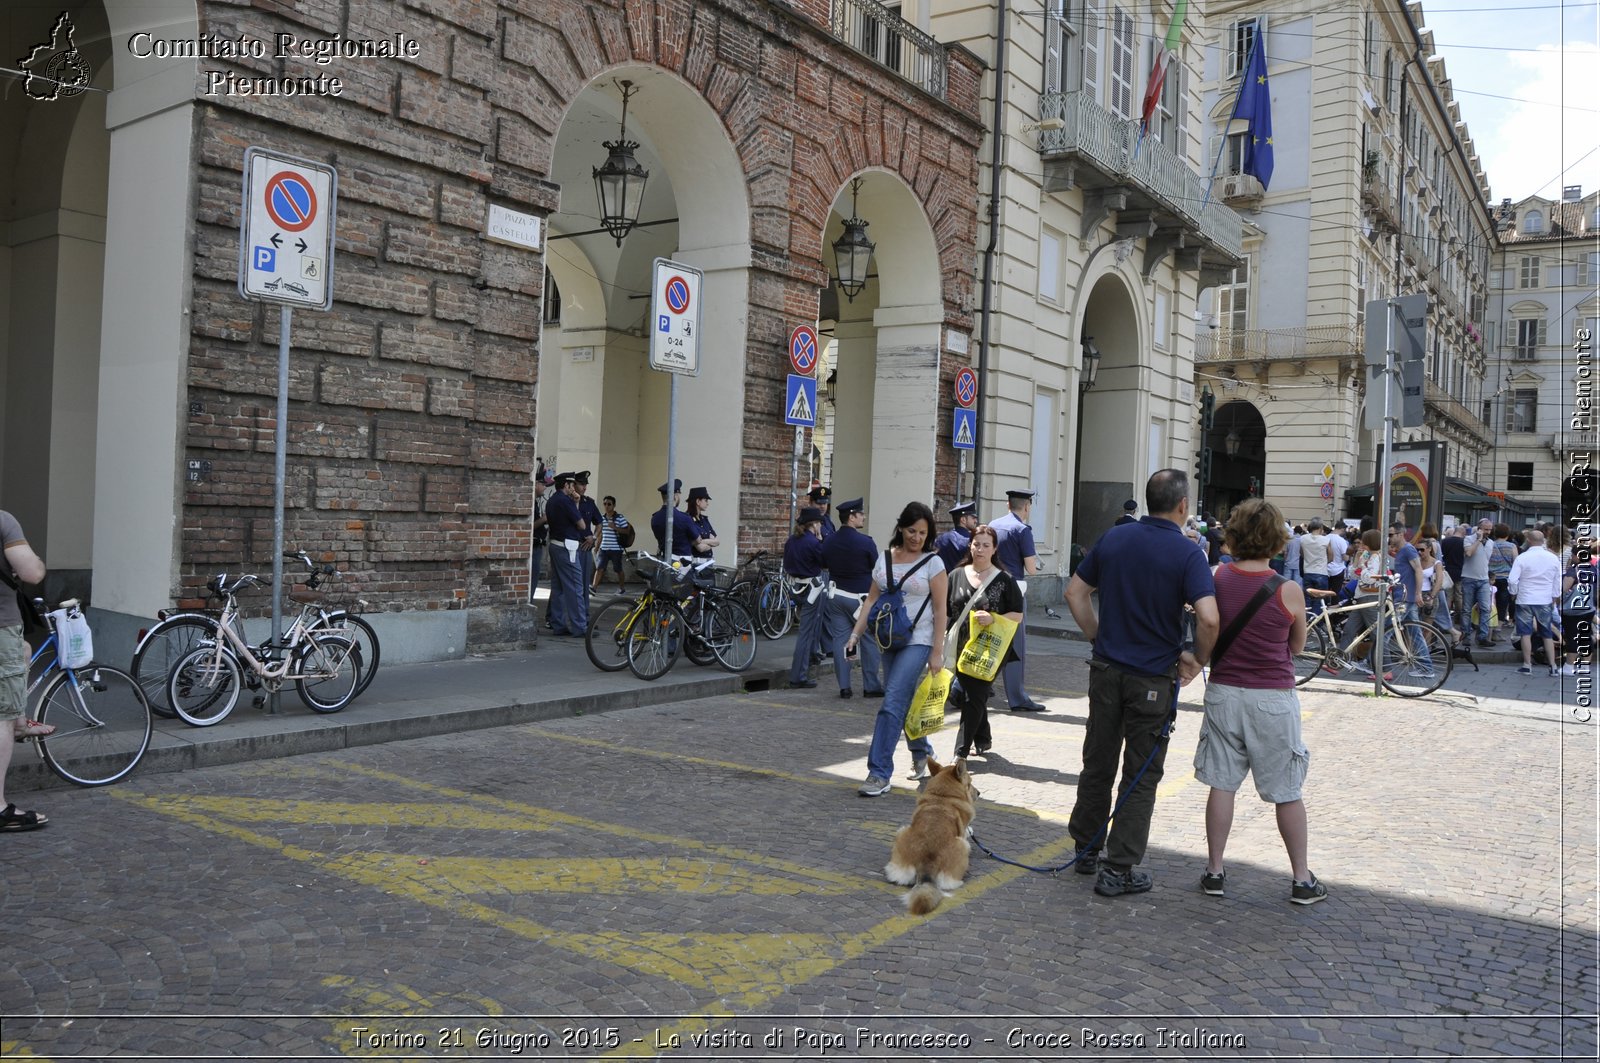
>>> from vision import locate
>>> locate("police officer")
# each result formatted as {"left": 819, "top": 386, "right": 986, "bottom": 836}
{"left": 820, "top": 497, "right": 884, "bottom": 698}
{"left": 544, "top": 472, "right": 590, "bottom": 636}
{"left": 686, "top": 486, "right": 719, "bottom": 559}
{"left": 573, "top": 471, "right": 602, "bottom": 595}
{"left": 784, "top": 506, "right": 828, "bottom": 688}
{"left": 990, "top": 488, "right": 1046, "bottom": 711}
{"left": 1114, "top": 498, "right": 1139, "bottom": 527}
{"left": 649, "top": 479, "right": 698, "bottom": 560}
{"left": 935, "top": 501, "right": 978, "bottom": 571}
{"left": 809, "top": 486, "right": 836, "bottom": 538}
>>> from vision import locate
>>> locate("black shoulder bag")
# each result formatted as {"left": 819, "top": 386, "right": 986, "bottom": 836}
{"left": 1208, "top": 574, "right": 1287, "bottom": 667}
{"left": 0, "top": 555, "right": 45, "bottom": 636}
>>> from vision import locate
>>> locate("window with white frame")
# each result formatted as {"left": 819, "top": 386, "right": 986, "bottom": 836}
{"left": 1038, "top": 227, "right": 1063, "bottom": 304}
{"left": 1043, "top": 0, "right": 1075, "bottom": 94}
{"left": 1383, "top": 51, "right": 1395, "bottom": 109}
{"left": 1506, "top": 388, "right": 1537, "bottom": 433}
{"left": 1148, "top": 39, "right": 1186, "bottom": 147}
{"left": 1108, "top": 4, "right": 1135, "bottom": 118}
{"left": 1364, "top": 17, "right": 1375, "bottom": 76}
{"left": 1154, "top": 287, "right": 1171, "bottom": 350}
{"left": 1521, "top": 209, "right": 1543, "bottom": 234}
{"left": 1217, "top": 259, "right": 1250, "bottom": 335}
{"left": 1520, "top": 256, "right": 1541, "bottom": 288}
{"left": 1578, "top": 251, "right": 1598, "bottom": 287}
{"left": 1030, "top": 388, "right": 1059, "bottom": 542}
{"left": 1228, "top": 17, "right": 1262, "bottom": 77}
{"left": 1513, "top": 319, "right": 1546, "bottom": 358}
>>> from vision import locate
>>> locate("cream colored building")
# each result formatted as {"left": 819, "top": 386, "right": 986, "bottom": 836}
{"left": 1193, "top": 0, "right": 1497, "bottom": 527}
{"left": 1486, "top": 189, "right": 1600, "bottom": 523}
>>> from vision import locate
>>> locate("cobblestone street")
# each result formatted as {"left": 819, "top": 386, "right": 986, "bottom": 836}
{"left": 1, "top": 636, "right": 1594, "bottom": 1060}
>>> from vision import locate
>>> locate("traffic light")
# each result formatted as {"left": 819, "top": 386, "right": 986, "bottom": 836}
{"left": 1248, "top": 475, "right": 1260, "bottom": 497}
{"left": 1200, "top": 385, "right": 1216, "bottom": 432}
{"left": 1196, "top": 447, "right": 1213, "bottom": 483}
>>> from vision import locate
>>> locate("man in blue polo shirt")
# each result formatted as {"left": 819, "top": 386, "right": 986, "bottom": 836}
{"left": 1063, "top": 469, "right": 1218, "bottom": 898}
{"left": 990, "top": 489, "right": 1046, "bottom": 711}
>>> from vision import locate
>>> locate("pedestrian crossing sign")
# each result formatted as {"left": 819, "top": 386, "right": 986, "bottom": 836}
{"left": 784, "top": 374, "right": 817, "bottom": 426}
{"left": 952, "top": 407, "right": 975, "bottom": 450}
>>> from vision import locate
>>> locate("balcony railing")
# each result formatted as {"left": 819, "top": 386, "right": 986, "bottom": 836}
{"left": 1196, "top": 324, "right": 1361, "bottom": 363}
{"left": 830, "top": 0, "right": 946, "bottom": 99}
{"left": 1037, "top": 90, "right": 1243, "bottom": 262}
{"left": 1361, "top": 172, "right": 1399, "bottom": 233}
{"left": 1423, "top": 378, "right": 1491, "bottom": 445}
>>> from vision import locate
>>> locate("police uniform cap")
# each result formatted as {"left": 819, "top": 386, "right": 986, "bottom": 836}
{"left": 553, "top": 471, "right": 574, "bottom": 486}
{"left": 808, "top": 486, "right": 831, "bottom": 501}
{"left": 836, "top": 497, "right": 864, "bottom": 515}
{"left": 657, "top": 478, "right": 683, "bottom": 494}
{"left": 574, "top": 470, "right": 591, "bottom": 484}
{"left": 1123, "top": 498, "right": 1138, "bottom": 511}
{"left": 687, "top": 486, "right": 711, "bottom": 501}
{"left": 949, "top": 501, "right": 976, "bottom": 518}
{"left": 798, "top": 506, "right": 825, "bottom": 525}
{"left": 1006, "top": 489, "right": 1036, "bottom": 501}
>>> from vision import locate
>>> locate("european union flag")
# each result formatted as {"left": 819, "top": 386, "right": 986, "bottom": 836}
{"left": 1232, "top": 35, "right": 1274, "bottom": 189}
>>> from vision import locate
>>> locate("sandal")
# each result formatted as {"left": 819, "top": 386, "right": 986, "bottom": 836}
{"left": 13, "top": 719, "right": 55, "bottom": 740}
{"left": 0, "top": 803, "right": 48, "bottom": 832}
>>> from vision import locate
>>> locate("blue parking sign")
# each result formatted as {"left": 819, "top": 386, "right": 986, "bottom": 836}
{"left": 658, "top": 314, "right": 671, "bottom": 333}
{"left": 253, "top": 246, "right": 276, "bottom": 272}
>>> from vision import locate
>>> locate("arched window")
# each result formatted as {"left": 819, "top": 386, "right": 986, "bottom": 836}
{"left": 1522, "top": 209, "right": 1543, "bottom": 234}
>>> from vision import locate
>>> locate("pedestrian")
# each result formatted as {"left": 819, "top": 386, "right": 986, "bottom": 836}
{"left": 592, "top": 496, "right": 631, "bottom": 593}
{"left": 1191, "top": 499, "right": 1324, "bottom": 904}
{"left": 1063, "top": 469, "right": 1219, "bottom": 897}
{"left": 784, "top": 507, "right": 828, "bottom": 688}
{"left": 848, "top": 501, "right": 948, "bottom": 796}
{"left": 934, "top": 501, "right": 978, "bottom": 572}
{"left": 943, "top": 523, "right": 1023, "bottom": 760}
{"left": 1, "top": 509, "right": 54, "bottom": 831}
{"left": 649, "top": 479, "right": 696, "bottom": 560}
{"left": 1488, "top": 523, "right": 1518, "bottom": 628}
{"left": 544, "top": 473, "right": 590, "bottom": 636}
{"left": 1386, "top": 523, "right": 1433, "bottom": 678}
{"left": 990, "top": 488, "right": 1046, "bottom": 712}
{"left": 1326, "top": 524, "right": 1349, "bottom": 590}
{"left": 1508, "top": 529, "right": 1563, "bottom": 676}
{"left": 686, "top": 487, "right": 719, "bottom": 559}
{"left": 1114, "top": 498, "right": 1138, "bottom": 527}
{"left": 1416, "top": 536, "right": 1458, "bottom": 647}
{"left": 1440, "top": 522, "right": 1467, "bottom": 627}
{"left": 820, "top": 498, "right": 884, "bottom": 699}
{"left": 1461, "top": 518, "right": 1495, "bottom": 646}
{"left": 1299, "top": 520, "right": 1332, "bottom": 614}
{"left": 573, "top": 472, "right": 602, "bottom": 596}
{"left": 531, "top": 467, "right": 554, "bottom": 625}
{"left": 1334, "top": 529, "right": 1388, "bottom": 675}
{"left": 808, "top": 486, "right": 836, "bottom": 538}
{"left": 1284, "top": 524, "right": 1304, "bottom": 587}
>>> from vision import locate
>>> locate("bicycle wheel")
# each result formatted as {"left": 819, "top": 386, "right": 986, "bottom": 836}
{"left": 168, "top": 645, "right": 243, "bottom": 726}
{"left": 314, "top": 611, "right": 380, "bottom": 698}
{"left": 708, "top": 598, "right": 759, "bottom": 672}
{"left": 1293, "top": 623, "right": 1330, "bottom": 687}
{"left": 132, "top": 614, "right": 220, "bottom": 718}
{"left": 295, "top": 634, "right": 362, "bottom": 713}
{"left": 1379, "top": 619, "right": 1451, "bottom": 697}
{"left": 586, "top": 596, "right": 641, "bottom": 672}
{"left": 35, "top": 665, "right": 152, "bottom": 786}
{"left": 757, "top": 580, "right": 793, "bottom": 639}
{"left": 680, "top": 596, "right": 716, "bottom": 666}
{"left": 626, "top": 599, "right": 683, "bottom": 681}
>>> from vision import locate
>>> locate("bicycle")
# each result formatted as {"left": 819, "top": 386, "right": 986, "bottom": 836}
{"left": 164, "top": 572, "right": 364, "bottom": 725}
{"left": 624, "top": 554, "right": 758, "bottom": 679}
{"left": 1293, "top": 574, "right": 1453, "bottom": 697}
{"left": 586, "top": 553, "right": 723, "bottom": 673}
{"left": 17, "top": 599, "right": 151, "bottom": 786}
{"left": 132, "top": 551, "right": 380, "bottom": 715}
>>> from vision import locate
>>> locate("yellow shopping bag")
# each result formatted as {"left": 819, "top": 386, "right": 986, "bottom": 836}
{"left": 903, "top": 668, "right": 952, "bottom": 740}
{"left": 955, "top": 613, "right": 1019, "bottom": 682}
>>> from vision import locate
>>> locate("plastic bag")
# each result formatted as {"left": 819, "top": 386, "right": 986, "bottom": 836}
{"left": 955, "top": 613, "right": 1018, "bottom": 682}
{"left": 51, "top": 604, "right": 94, "bottom": 669}
{"left": 903, "top": 667, "right": 952, "bottom": 740}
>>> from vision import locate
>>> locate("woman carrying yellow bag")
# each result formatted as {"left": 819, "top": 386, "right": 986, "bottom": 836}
{"left": 943, "top": 524, "right": 1025, "bottom": 760}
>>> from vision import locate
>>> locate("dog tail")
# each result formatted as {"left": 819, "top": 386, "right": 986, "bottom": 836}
{"left": 906, "top": 878, "right": 943, "bottom": 915}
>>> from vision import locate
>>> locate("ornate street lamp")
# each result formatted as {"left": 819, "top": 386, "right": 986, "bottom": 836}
{"left": 832, "top": 178, "right": 874, "bottom": 301}
{"left": 1080, "top": 335, "right": 1102, "bottom": 391}
{"left": 593, "top": 80, "right": 648, "bottom": 246}
{"left": 1224, "top": 428, "right": 1242, "bottom": 457}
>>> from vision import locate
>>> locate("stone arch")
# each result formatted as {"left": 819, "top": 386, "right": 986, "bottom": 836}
{"left": 1071, "top": 256, "right": 1148, "bottom": 546}
{"left": 1204, "top": 399, "right": 1268, "bottom": 518}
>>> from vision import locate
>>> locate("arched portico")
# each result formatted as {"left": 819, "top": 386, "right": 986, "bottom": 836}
{"left": 1204, "top": 399, "right": 1268, "bottom": 518}
{"left": 1071, "top": 264, "right": 1146, "bottom": 547}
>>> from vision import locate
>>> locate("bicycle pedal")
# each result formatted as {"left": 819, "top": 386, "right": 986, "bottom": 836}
{"left": 252, "top": 695, "right": 267, "bottom": 709}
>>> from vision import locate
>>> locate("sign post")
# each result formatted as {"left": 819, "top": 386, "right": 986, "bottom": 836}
{"left": 650, "top": 259, "right": 704, "bottom": 560}
{"left": 953, "top": 367, "right": 978, "bottom": 496}
{"left": 239, "top": 148, "right": 337, "bottom": 712}
{"left": 787, "top": 325, "right": 819, "bottom": 528}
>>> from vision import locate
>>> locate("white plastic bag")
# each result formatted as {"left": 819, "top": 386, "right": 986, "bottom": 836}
{"left": 51, "top": 603, "right": 94, "bottom": 669}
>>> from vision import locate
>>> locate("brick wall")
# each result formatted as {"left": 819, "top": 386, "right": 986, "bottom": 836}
{"left": 185, "top": 0, "right": 981, "bottom": 649}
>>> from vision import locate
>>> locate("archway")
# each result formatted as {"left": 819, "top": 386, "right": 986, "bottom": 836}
{"left": 815, "top": 170, "right": 942, "bottom": 540}
{"left": 1204, "top": 399, "right": 1267, "bottom": 518}
{"left": 538, "top": 66, "right": 750, "bottom": 554}
{"left": 1072, "top": 268, "right": 1144, "bottom": 548}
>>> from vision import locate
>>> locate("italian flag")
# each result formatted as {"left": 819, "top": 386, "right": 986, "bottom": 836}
{"left": 1140, "top": 0, "right": 1188, "bottom": 135}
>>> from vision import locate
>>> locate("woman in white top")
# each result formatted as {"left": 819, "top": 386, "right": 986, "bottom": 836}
{"left": 848, "top": 501, "right": 948, "bottom": 796}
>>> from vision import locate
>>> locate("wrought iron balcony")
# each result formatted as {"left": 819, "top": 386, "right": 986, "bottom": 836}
{"left": 1423, "top": 378, "right": 1491, "bottom": 446}
{"left": 830, "top": 0, "right": 946, "bottom": 99}
{"left": 1361, "top": 172, "right": 1400, "bottom": 234}
{"left": 1036, "top": 90, "right": 1243, "bottom": 274}
{"left": 1196, "top": 324, "right": 1360, "bottom": 364}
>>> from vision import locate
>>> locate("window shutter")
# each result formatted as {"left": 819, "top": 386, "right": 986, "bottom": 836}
{"left": 1110, "top": 5, "right": 1135, "bottom": 118}
{"left": 1045, "top": 2, "right": 1065, "bottom": 94}
{"left": 1082, "top": 0, "right": 1100, "bottom": 102}
{"left": 1174, "top": 62, "right": 1187, "bottom": 151}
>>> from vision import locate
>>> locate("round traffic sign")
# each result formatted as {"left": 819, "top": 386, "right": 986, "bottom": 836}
{"left": 264, "top": 171, "right": 318, "bottom": 232}
{"left": 954, "top": 367, "right": 978, "bottom": 409}
{"left": 789, "top": 325, "right": 819, "bottom": 376}
{"left": 1320, "top": 482, "right": 1335, "bottom": 500}
{"left": 664, "top": 275, "right": 691, "bottom": 314}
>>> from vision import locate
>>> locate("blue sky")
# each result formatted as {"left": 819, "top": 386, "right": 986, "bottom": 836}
{"left": 1421, "top": 1, "right": 1600, "bottom": 203}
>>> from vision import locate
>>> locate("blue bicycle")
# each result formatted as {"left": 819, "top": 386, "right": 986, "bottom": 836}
{"left": 20, "top": 599, "right": 151, "bottom": 786}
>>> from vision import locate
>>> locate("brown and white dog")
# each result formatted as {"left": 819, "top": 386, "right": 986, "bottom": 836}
{"left": 884, "top": 758, "right": 980, "bottom": 915}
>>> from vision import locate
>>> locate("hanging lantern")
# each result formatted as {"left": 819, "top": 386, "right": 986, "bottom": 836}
{"left": 832, "top": 178, "right": 875, "bottom": 301}
{"left": 593, "top": 80, "right": 648, "bottom": 246}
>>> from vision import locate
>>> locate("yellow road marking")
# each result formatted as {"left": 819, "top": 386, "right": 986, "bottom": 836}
{"left": 325, "top": 853, "right": 862, "bottom": 896}
{"left": 320, "top": 975, "right": 507, "bottom": 1058}
{"left": 0, "top": 1044, "right": 51, "bottom": 1060}
{"left": 140, "top": 797, "right": 557, "bottom": 832}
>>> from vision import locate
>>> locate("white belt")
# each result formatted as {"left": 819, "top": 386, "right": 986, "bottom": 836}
{"left": 562, "top": 538, "right": 580, "bottom": 562}
{"left": 827, "top": 584, "right": 865, "bottom": 602}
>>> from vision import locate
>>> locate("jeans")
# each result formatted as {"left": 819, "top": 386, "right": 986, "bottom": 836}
{"left": 1460, "top": 578, "right": 1492, "bottom": 642}
{"left": 1286, "top": 563, "right": 1300, "bottom": 587}
{"left": 787, "top": 590, "right": 826, "bottom": 683}
{"left": 865, "top": 643, "right": 934, "bottom": 781}
{"left": 1494, "top": 578, "right": 1513, "bottom": 625}
{"left": 1067, "top": 659, "right": 1177, "bottom": 870}
{"left": 821, "top": 593, "right": 883, "bottom": 694}
{"left": 1402, "top": 602, "right": 1432, "bottom": 672}
{"left": 1303, "top": 573, "right": 1330, "bottom": 616}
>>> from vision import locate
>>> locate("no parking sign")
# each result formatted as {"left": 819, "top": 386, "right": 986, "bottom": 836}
{"left": 238, "top": 147, "right": 336, "bottom": 310}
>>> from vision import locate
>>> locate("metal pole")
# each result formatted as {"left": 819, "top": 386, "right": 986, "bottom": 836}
{"left": 662, "top": 373, "right": 677, "bottom": 563}
{"left": 790, "top": 425, "right": 803, "bottom": 529}
{"left": 1374, "top": 298, "right": 1396, "bottom": 697}
{"left": 269, "top": 304, "right": 290, "bottom": 714}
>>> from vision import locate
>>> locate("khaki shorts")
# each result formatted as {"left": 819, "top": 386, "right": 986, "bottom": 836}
{"left": 1193, "top": 682, "right": 1308, "bottom": 803}
{"left": 0, "top": 625, "right": 26, "bottom": 722}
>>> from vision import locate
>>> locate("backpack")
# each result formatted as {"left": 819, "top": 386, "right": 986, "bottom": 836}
{"left": 615, "top": 516, "right": 635, "bottom": 550}
{"left": 866, "top": 551, "right": 936, "bottom": 651}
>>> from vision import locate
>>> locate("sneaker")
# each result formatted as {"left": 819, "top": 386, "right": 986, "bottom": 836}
{"left": 1073, "top": 848, "right": 1100, "bottom": 875}
{"left": 906, "top": 757, "right": 930, "bottom": 781}
{"left": 1199, "top": 870, "right": 1226, "bottom": 896}
{"left": 1290, "top": 875, "right": 1328, "bottom": 905}
{"left": 974, "top": 744, "right": 992, "bottom": 757}
{"left": 858, "top": 775, "right": 891, "bottom": 797}
{"left": 1094, "top": 866, "right": 1153, "bottom": 897}
{"left": 1517, "top": 665, "right": 1533, "bottom": 675}
{"left": 1560, "top": 664, "right": 1578, "bottom": 676}
{"left": 1407, "top": 668, "right": 1436, "bottom": 678}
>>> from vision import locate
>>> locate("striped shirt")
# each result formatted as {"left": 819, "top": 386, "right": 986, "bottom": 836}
{"left": 599, "top": 513, "right": 630, "bottom": 551}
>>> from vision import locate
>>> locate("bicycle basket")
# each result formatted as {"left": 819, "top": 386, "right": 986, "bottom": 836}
{"left": 647, "top": 564, "right": 691, "bottom": 596}
{"left": 710, "top": 566, "right": 738, "bottom": 592}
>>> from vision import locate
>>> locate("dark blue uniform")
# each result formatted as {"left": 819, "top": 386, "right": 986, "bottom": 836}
{"left": 650, "top": 507, "right": 699, "bottom": 557}
{"left": 578, "top": 494, "right": 602, "bottom": 589}
{"left": 545, "top": 492, "right": 588, "bottom": 635}
{"left": 820, "top": 526, "right": 883, "bottom": 694}
{"left": 691, "top": 515, "right": 717, "bottom": 560}
{"left": 934, "top": 528, "right": 972, "bottom": 572}
{"left": 784, "top": 532, "right": 827, "bottom": 684}
{"left": 988, "top": 510, "right": 1039, "bottom": 708}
